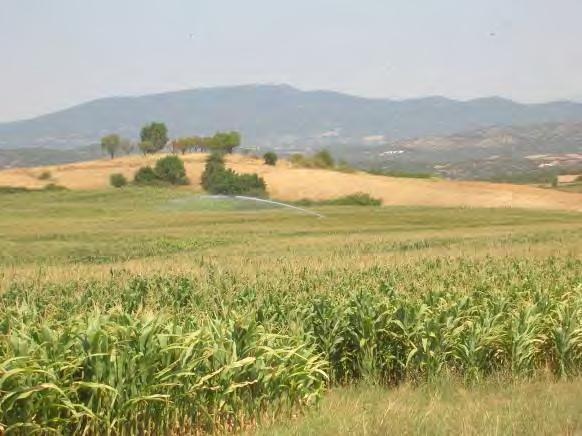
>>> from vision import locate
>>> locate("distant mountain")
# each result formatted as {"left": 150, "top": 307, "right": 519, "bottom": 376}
{"left": 3, "top": 84, "right": 582, "bottom": 150}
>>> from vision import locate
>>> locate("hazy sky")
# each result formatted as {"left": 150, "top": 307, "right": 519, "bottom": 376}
{"left": 1, "top": 0, "right": 582, "bottom": 122}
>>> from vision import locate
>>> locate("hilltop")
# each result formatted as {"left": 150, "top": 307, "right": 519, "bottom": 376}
{"left": 1, "top": 153, "right": 581, "bottom": 212}
{"left": 3, "top": 84, "right": 582, "bottom": 150}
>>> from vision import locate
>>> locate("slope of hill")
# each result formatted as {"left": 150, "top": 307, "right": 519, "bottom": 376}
{"left": 338, "top": 122, "right": 582, "bottom": 181}
{"left": 1, "top": 154, "right": 580, "bottom": 212}
{"left": 0, "top": 145, "right": 102, "bottom": 169}
{"left": 3, "top": 85, "right": 582, "bottom": 150}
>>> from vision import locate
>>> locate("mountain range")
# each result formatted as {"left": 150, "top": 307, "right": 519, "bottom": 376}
{"left": 3, "top": 84, "right": 582, "bottom": 150}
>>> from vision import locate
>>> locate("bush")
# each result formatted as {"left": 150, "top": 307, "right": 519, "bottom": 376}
{"left": 326, "top": 193, "right": 381, "bottom": 206}
{"left": 290, "top": 153, "right": 308, "bottom": 167}
{"left": 289, "top": 150, "right": 335, "bottom": 169}
{"left": 110, "top": 173, "right": 127, "bottom": 188}
{"left": 0, "top": 185, "right": 68, "bottom": 194}
{"left": 201, "top": 152, "right": 267, "bottom": 197}
{"left": 263, "top": 151, "right": 278, "bottom": 166}
{"left": 155, "top": 155, "right": 189, "bottom": 185}
{"left": 134, "top": 166, "right": 159, "bottom": 185}
{"left": 367, "top": 168, "right": 433, "bottom": 179}
{"left": 38, "top": 170, "right": 52, "bottom": 180}
{"left": 312, "top": 150, "right": 335, "bottom": 168}
{"left": 294, "top": 193, "right": 382, "bottom": 207}
{"left": 43, "top": 183, "right": 67, "bottom": 191}
{"left": 0, "top": 186, "right": 32, "bottom": 194}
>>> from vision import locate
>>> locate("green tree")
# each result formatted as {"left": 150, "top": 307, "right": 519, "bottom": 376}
{"left": 138, "top": 140, "right": 157, "bottom": 156}
{"left": 263, "top": 151, "right": 278, "bottom": 166}
{"left": 155, "top": 155, "right": 189, "bottom": 185}
{"left": 210, "top": 131, "right": 241, "bottom": 154}
{"left": 140, "top": 122, "right": 168, "bottom": 152}
{"left": 101, "top": 134, "right": 121, "bottom": 159}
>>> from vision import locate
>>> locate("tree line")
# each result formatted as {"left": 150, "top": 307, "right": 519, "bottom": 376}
{"left": 100, "top": 122, "right": 241, "bottom": 159}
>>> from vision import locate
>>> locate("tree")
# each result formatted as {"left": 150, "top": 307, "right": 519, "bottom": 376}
{"left": 210, "top": 131, "right": 241, "bottom": 154}
{"left": 119, "top": 138, "right": 134, "bottom": 155}
{"left": 139, "top": 140, "right": 157, "bottom": 156}
{"left": 263, "top": 151, "right": 278, "bottom": 166}
{"left": 172, "top": 136, "right": 203, "bottom": 154}
{"left": 140, "top": 122, "right": 168, "bottom": 152}
{"left": 155, "top": 155, "right": 189, "bottom": 185}
{"left": 101, "top": 134, "right": 121, "bottom": 159}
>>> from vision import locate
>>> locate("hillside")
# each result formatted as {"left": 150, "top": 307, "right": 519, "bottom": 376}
{"left": 340, "top": 122, "right": 582, "bottom": 181}
{"left": 1, "top": 153, "right": 581, "bottom": 212}
{"left": 3, "top": 85, "right": 582, "bottom": 150}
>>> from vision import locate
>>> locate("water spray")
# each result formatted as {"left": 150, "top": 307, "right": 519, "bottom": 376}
{"left": 199, "top": 195, "right": 325, "bottom": 218}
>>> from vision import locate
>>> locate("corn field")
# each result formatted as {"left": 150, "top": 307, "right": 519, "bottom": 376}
{"left": 1, "top": 255, "right": 582, "bottom": 434}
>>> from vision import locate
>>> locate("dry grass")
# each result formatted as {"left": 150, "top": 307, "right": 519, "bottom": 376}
{"left": 1, "top": 153, "right": 581, "bottom": 211}
{"left": 257, "top": 378, "right": 582, "bottom": 436}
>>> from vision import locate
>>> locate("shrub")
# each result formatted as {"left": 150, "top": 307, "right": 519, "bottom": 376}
{"left": 38, "top": 170, "right": 52, "bottom": 180}
{"left": 312, "top": 150, "right": 335, "bottom": 168}
{"left": 0, "top": 186, "right": 32, "bottom": 194}
{"left": 289, "top": 151, "right": 336, "bottom": 169}
{"left": 43, "top": 183, "right": 67, "bottom": 191}
{"left": 336, "top": 160, "right": 356, "bottom": 173}
{"left": 294, "top": 193, "right": 382, "bottom": 206}
{"left": 202, "top": 152, "right": 267, "bottom": 196}
{"left": 290, "top": 153, "right": 308, "bottom": 167}
{"left": 110, "top": 173, "right": 127, "bottom": 188}
{"left": 263, "top": 151, "right": 278, "bottom": 166}
{"left": 367, "top": 168, "right": 433, "bottom": 179}
{"left": 326, "top": 192, "right": 382, "bottom": 206}
{"left": 155, "top": 155, "right": 189, "bottom": 185}
{"left": 134, "top": 166, "right": 159, "bottom": 185}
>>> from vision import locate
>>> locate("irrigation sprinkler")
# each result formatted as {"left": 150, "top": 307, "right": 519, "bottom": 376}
{"left": 200, "top": 195, "right": 325, "bottom": 218}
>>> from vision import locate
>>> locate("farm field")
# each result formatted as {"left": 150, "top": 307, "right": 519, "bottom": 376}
{"left": 1, "top": 187, "right": 582, "bottom": 434}
{"left": 1, "top": 153, "right": 582, "bottom": 211}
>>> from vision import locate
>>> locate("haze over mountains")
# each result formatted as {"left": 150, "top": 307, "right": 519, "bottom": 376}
{"left": 3, "top": 84, "right": 582, "bottom": 150}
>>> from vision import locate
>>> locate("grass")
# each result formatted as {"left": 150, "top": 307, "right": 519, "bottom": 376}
{"left": 259, "top": 378, "right": 582, "bottom": 435}
{"left": 0, "top": 188, "right": 581, "bottom": 434}
{"left": 558, "top": 181, "right": 582, "bottom": 193}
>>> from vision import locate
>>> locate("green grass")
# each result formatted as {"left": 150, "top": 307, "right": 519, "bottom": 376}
{"left": 0, "top": 188, "right": 581, "bottom": 434}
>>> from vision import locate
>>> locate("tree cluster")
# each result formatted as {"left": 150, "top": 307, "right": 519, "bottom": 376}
{"left": 201, "top": 153, "right": 266, "bottom": 197}
{"left": 134, "top": 155, "right": 189, "bottom": 185}
{"left": 100, "top": 122, "right": 242, "bottom": 158}
{"left": 171, "top": 131, "right": 241, "bottom": 155}
{"left": 100, "top": 134, "right": 133, "bottom": 159}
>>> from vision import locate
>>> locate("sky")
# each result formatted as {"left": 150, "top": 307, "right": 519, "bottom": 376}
{"left": 1, "top": 0, "right": 582, "bottom": 122}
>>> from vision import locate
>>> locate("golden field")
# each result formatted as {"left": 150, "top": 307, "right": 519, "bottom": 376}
{"left": 1, "top": 153, "right": 581, "bottom": 211}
